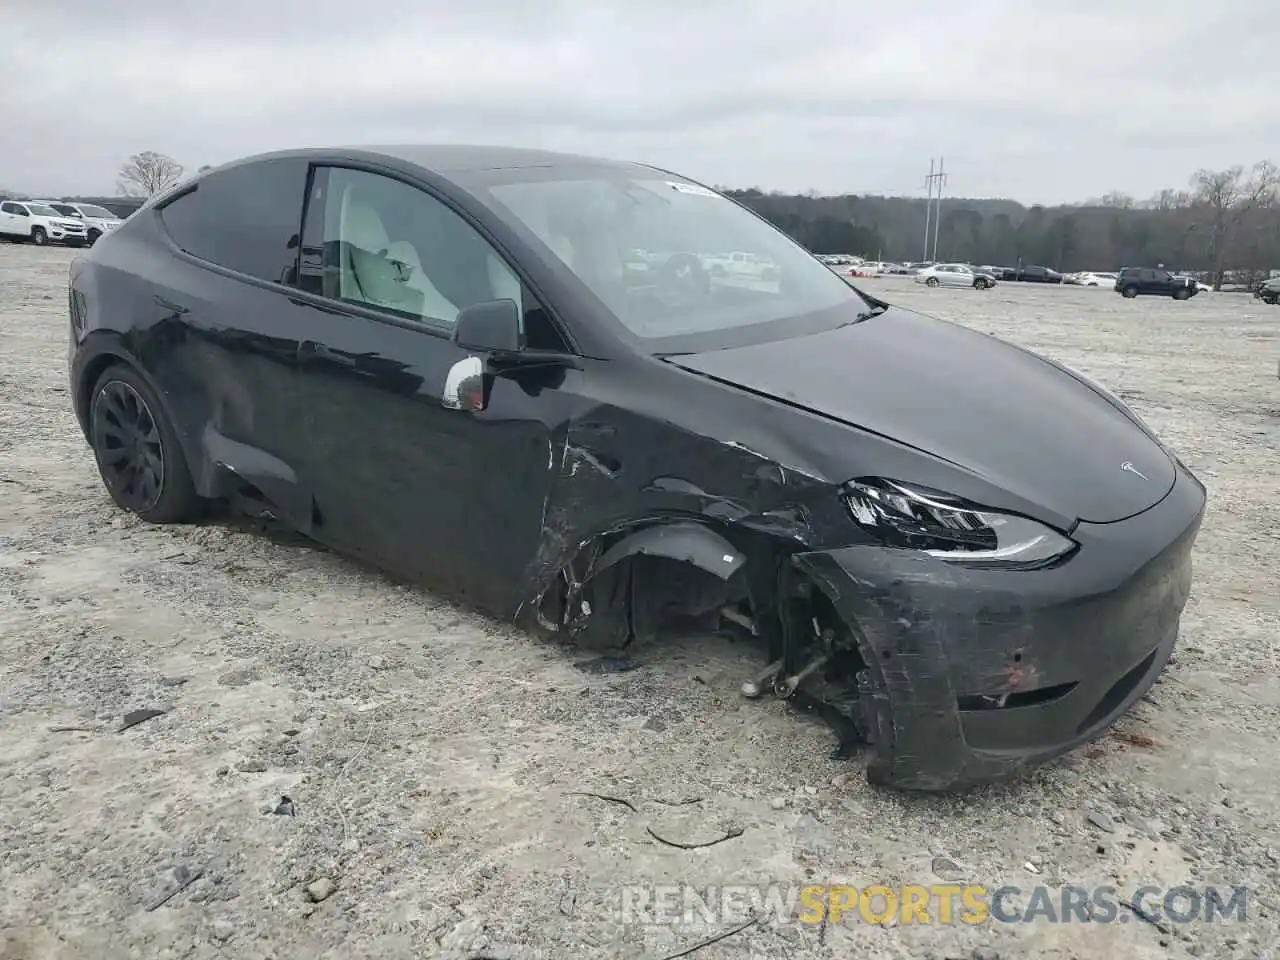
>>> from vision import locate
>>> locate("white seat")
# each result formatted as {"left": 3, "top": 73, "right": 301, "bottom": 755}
{"left": 385, "top": 240, "right": 460, "bottom": 324}
{"left": 339, "top": 192, "right": 458, "bottom": 324}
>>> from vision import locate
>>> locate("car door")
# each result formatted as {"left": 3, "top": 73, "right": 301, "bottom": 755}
{"left": 0, "top": 202, "right": 29, "bottom": 237}
{"left": 144, "top": 157, "right": 316, "bottom": 529}
{"left": 287, "top": 163, "right": 581, "bottom": 616}
{"left": 953, "top": 266, "right": 975, "bottom": 287}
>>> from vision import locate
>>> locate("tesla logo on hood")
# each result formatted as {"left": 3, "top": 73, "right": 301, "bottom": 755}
{"left": 1120, "top": 460, "right": 1149, "bottom": 480}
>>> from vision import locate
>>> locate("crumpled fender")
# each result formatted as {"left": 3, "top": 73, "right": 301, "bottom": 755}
{"left": 792, "top": 547, "right": 1023, "bottom": 792}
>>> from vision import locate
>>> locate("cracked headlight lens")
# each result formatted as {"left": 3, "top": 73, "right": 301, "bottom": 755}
{"left": 843, "top": 478, "right": 1076, "bottom": 565}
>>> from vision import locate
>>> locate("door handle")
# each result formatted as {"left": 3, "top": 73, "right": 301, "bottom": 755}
{"left": 297, "top": 340, "right": 356, "bottom": 367}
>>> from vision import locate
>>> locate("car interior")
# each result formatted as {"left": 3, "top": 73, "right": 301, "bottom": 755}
{"left": 334, "top": 181, "right": 524, "bottom": 327}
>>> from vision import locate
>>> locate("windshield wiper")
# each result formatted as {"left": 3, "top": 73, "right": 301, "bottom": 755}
{"left": 842, "top": 304, "right": 888, "bottom": 326}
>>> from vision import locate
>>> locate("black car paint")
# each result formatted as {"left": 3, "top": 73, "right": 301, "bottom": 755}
{"left": 68, "top": 145, "right": 1206, "bottom": 792}
{"left": 667, "top": 309, "right": 1175, "bottom": 525}
{"left": 1114, "top": 267, "right": 1199, "bottom": 299}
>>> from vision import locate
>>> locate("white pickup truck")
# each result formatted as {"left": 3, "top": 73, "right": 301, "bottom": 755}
{"left": 0, "top": 200, "right": 89, "bottom": 246}
{"left": 700, "top": 250, "right": 779, "bottom": 281}
{"left": 38, "top": 201, "right": 123, "bottom": 246}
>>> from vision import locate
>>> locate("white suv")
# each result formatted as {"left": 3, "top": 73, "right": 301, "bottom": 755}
{"left": 0, "top": 200, "right": 89, "bottom": 246}
{"left": 39, "top": 201, "right": 124, "bottom": 246}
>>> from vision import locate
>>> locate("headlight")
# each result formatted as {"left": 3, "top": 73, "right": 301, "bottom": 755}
{"left": 843, "top": 479, "right": 1076, "bottom": 565}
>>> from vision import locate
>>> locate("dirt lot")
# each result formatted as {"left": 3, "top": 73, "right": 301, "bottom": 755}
{"left": 1, "top": 243, "right": 1277, "bottom": 960}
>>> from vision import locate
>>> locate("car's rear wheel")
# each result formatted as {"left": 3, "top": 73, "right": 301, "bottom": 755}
{"left": 1172, "top": 287, "right": 1191, "bottom": 300}
{"left": 1121, "top": 285, "right": 1138, "bottom": 298}
{"left": 30, "top": 227, "right": 47, "bottom": 246}
{"left": 89, "top": 365, "right": 202, "bottom": 523}
{"left": 925, "top": 277, "right": 940, "bottom": 287}
{"left": 1263, "top": 293, "right": 1278, "bottom": 305}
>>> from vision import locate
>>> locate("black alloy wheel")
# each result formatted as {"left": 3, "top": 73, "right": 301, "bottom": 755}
{"left": 91, "top": 378, "right": 166, "bottom": 513}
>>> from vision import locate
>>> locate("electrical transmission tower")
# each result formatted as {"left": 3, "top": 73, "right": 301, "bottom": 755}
{"left": 922, "top": 157, "right": 948, "bottom": 261}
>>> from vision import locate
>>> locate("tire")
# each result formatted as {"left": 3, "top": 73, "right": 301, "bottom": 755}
{"left": 30, "top": 227, "right": 47, "bottom": 246}
{"left": 974, "top": 277, "right": 988, "bottom": 289}
{"left": 1172, "top": 287, "right": 1191, "bottom": 301}
{"left": 87, "top": 229, "right": 102, "bottom": 246}
{"left": 1263, "top": 294, "right": 1277, "bottom": 305}
{"left": 1121, "top": 286, "right": 1139, "bottom": 298}
{"left": 925, "top": 277, "right": 940, "bottom": 287}
{"left": 88, "top": 364, "right": 203, "bottom": 523}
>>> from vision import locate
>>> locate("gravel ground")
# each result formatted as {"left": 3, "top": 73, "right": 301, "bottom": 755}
{"left": 1, "top": 243, "right": 1277, "bottom": 960}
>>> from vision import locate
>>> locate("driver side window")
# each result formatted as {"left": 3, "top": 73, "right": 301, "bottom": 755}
{"left": 296, "top": 166, "right": 526, "bottom": 333}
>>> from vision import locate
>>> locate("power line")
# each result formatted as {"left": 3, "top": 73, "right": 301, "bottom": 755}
{"left": 923, "top": 156, "right": 948, "bottom": 261}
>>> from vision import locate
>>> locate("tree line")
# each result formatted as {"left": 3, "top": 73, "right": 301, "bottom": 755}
{"left": 9, "top": 151, "right": 1274, "bottom": 288}
{"left": 723, "top": 161, "right": 1279, "bottom": 287}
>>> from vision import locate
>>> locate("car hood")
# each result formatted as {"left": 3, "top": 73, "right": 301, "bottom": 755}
{"left": 666, "top": 306, "right": 1175, "bottom": 524}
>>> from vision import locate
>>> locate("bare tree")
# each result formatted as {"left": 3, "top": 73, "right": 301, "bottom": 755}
{"left": 116, "top": 151, "right": 185, "bottom": 198}
{"left": 1099, "top": 191, "right": 1134, "bottom": 208}
{"left": 1190, "top": 161, "right": 1280, "bottom": 288}
{"left": 1151, "top": 188, "right": 1191, "bottom": 211}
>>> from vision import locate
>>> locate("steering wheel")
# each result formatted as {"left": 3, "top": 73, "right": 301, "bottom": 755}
{"left": 655, "top": 252, "right": 710, "bottom": 298}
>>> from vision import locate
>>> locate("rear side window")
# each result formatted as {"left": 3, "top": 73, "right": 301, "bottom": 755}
{"left": 157, "top": 158, "right": 308, "bottom": 284}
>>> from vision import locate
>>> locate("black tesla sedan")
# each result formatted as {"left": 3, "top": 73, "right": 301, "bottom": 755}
{"left": 67, "top": 146, "right": 1205, "bottom": 791}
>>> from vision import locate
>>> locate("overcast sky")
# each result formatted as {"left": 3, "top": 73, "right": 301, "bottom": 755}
{"left": 3, "top": 0, "right": 1278, "bottom": 203}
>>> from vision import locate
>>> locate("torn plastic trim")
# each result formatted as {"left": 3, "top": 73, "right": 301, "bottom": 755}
{"left": 591, "top": 521, "right": 746, "bottom": 580}
{"left": 199, "top": 424, "right": 314, "bottom": 534}
{"left": 789, "top": 547, "right": 965, "bottom": 791}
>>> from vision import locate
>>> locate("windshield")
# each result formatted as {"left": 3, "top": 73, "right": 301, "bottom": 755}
{"left": 484, "top": 176, "right": 864, "bottom": 348}
{"left": 77, "top": 204, "right": 115, "bottom": 219}
{"left": 28, "top": 204, "right": 60, "bottom": 217}
{"left": 50, "top": 204, "right": 81, "bottom": 217}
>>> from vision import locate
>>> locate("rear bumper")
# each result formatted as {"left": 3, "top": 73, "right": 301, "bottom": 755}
{"left": 793, "top": 463, "right": 1206, "bottom": 791}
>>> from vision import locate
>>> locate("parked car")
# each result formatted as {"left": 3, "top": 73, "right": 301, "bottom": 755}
{"left": 38, "top": 201, "right": 124, "bottom": 245}
{"left": 1254, "top": 277, "right": 1280, "bottom": 305}
{"left": 1114, "top": 267, "right": 1200, "bottom": 300}
{"left": 67, "top": 145, "right": 1206, "bottom": 792}
{"left": 914, "top": 263, "right": 997, "bottom": 289}
{"left": 1012, "top": 265, "right": 1063, "bottom": 283}
{"left": 1075, "top": 271, "right": 1119, "bottom": 288}
{"left": 979, "top": 265, "right": 1017, "bottom": 282}
{"left": 701, "top": 250, "right": 778, "bottom": 282}
{"left": 1171, "top": 274, "right": 1212, "bottom": 294}
{"left": 0, "top": 200, "right": 88, "bottom": 246}
{"left": 849, "top": 261, "right": 886, "bottom": 277}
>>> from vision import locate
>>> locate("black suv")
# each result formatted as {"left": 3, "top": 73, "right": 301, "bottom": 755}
{"left": 1114, "top": 267, "right": 1199, "bottom": 300}
{"left": 1014, "top": 264, "right": 1063, "bottom": 283}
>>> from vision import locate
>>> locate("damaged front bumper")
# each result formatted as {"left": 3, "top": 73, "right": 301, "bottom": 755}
{"left": 793, "top": 465, "right": 1206, "bottom": 792}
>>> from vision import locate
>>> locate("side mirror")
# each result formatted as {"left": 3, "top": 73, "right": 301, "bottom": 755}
{"left": 452, "top": 298, "right": 522, "bottom": 354}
